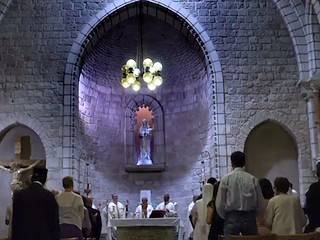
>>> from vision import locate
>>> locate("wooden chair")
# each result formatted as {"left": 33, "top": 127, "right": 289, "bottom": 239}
{"left": 227, "top": 234, "right": 277, "bottom": 240}
{"left": 276, "top": 232, "right": 320, "bottom": 240}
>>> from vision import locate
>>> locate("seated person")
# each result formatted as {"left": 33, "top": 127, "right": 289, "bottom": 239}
{"left": 264, "top": 177, "right": 306, "bottom": 235}
{"left": 135, "top": 197, "right": 153, "bottom": 218}
{"left": 156, "top": 193, "right": 176, "bottom": 217}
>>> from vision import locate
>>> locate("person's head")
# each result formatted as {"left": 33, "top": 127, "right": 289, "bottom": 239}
{"left": 207, "top": 177, "right": 217, "bottom": 186}
{"left": 231, "top": 151, "right": 246, "bottom": 168}
{"left": 274, "top": 177, "right": 290, "bottom": 194}
{"left": 142, "top": 119, "right": 148, "bottom": 127}
{"left": 259, "top": 178, "right": 274, "bottom": 200}
{"left": 31, "top": 168, "right": 48, "bottom": 185}
{"left": 112, "top": 194, "right": 118, "bottom": 203}
{"left": 141, "top": 197, "right": 148, "bottom": 207}
{"left": 163, "top": 193, "right": 170, "bottom": 203}
{"left": 62, "top": 176, "right": 74, "bottom": 191}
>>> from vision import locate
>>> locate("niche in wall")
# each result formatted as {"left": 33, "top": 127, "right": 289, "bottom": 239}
{"left": 244, "top": 120, "right": 299, "bottom": 192}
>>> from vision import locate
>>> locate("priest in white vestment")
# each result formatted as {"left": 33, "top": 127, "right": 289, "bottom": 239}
{"left": 135, "top": 197, "right": 154, "bottom": 218}
{"left": 185, "top": 196, "right": 198, "bottom": 240}
{"left": 101, "top": 206, "right": 108, "bottom": 239}
{"left": 108, "top": 194, "right": 126, "bottom": 222}
{"left": 156, "top": 193, "right": 177, "bottom": 217}
{"left": 106, "top": 194, "right": 126, "bottom": 240}
{"left": 192, "top": 184, "right": 213, "bottom": 240}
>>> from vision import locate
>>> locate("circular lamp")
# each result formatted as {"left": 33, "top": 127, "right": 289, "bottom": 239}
{"left": 126, "top": 59, "right": 137, "bottom": 68}
{"left": 127, "top": 73, "right": 136, "bottom": 84}
{"left": 147, "top": 82, "right": 156, "bottom": 91}
{"left": 153, "top": 76, "right": 163, "bottom": 86}
{"left": 132, "top": 81, "right": 141, "bottom": 92}
{"left": 143, "top": 58, "right": 153, "bottom": 68}
{"left": 121, "top": 78, "right": 130, "bottom": 88}
{"left": 143, "top": 72, "right": 153, "bottom": 83}
{"left": 153, "top": 62, "right": 163, "bottom": 72}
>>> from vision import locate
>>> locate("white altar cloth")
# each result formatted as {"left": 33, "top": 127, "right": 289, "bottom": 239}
{"left": 110, "top": 218, "right": 181, "bottom": 240}
{"left": 110, "top": 218, "right": 180, "bottom": 227}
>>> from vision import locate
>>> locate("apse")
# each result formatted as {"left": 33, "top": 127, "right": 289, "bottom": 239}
{"left": 78, "top": 12, "right": 213, "bottom": 221}
{"left": 244, "top": 121, "right": 299, "bottom": 192}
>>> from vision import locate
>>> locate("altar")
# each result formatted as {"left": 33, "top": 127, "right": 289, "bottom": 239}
{"left": 110, "top": 218, "right": 180, "bottom": 240}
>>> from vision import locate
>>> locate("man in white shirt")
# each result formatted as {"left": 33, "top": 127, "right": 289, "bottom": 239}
{"left": 215, "top": 151, "right": 264, "bottom": 237}
{"left": 55, "top": 176, "right": 84, "bottom": 239}
{"left": 156, "top": 193, "right": 176, "bottom": 217}
{"left": 105, "top": 194, "right": 125, "bottom": 240}
{"left": 108, "top": 194, "right": 125, "bottom": 222}
{"left": 135, "top": 197, "right": 153, "bottom": 218}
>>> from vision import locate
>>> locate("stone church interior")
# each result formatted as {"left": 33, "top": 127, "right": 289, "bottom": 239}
{"left": 1, "top": 0, "right": 320, "bottom": 239}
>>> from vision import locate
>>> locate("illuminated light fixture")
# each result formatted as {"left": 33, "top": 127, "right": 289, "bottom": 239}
{"left": 120, "top": 1, "right": 163, "bottom": 91}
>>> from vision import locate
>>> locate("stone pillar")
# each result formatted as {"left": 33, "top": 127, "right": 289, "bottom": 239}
{"left": 299, "top": 74, "right": 320, "bottom": 171}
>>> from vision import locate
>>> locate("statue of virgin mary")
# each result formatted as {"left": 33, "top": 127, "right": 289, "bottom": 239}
{"left": 137, "top": 119, "right": 153, "bottom": 165}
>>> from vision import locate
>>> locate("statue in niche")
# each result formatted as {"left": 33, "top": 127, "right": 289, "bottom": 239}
{"left": 137, "top": 119, "right": 153, "bottom": 165}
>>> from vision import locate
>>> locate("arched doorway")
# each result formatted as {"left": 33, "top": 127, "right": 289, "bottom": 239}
{"left": 244, "top": 120, "right": 299, "bottom": 193}
{"left": 0, "top": 123, "right": 46, "bottom": 237}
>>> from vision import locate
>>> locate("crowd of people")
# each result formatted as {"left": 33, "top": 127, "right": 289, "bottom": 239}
{"left": 6, "top": 168, "right": 178, "bottom": 240}
{"left": 4, "top": 150, "right": 320, "bottom": 240}
{"left": 188, "top": 151, "right": 320, "bottom": 240}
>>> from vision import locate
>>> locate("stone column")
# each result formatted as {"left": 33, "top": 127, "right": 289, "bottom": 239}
{"left": 299, "top": 75, "right": 320, "bottom": 171}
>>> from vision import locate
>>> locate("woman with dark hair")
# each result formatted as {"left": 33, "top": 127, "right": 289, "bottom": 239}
{"left": 206, "top": 182, "right": 224, "bottom": 240}
{"left": 259, "top": 178, "right": 274, "bottom": 200}
{"left": 257, "top": 178, "right": 274, "bottom": 235}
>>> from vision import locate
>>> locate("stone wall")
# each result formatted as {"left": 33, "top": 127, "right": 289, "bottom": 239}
{"left": 0, "top": 0, "right": 317, "bottom": 238}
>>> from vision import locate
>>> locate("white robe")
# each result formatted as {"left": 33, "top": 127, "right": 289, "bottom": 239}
{"left": 193, "top": 184, "right": 213, "bottom": 240}
{"left": 107, "top": 201, "right": 125, "bottom": 226}
{"left": 185, "top": 201, "right": 194, "bottom": 239}
{"left": 156, "top": 202, "right": 176, "bottom": 216}
{"left": 135, "top": 204, "right": 154, "bottom": 218}
{"left": 101, "top": 206, "right": 108, "bottom": 234}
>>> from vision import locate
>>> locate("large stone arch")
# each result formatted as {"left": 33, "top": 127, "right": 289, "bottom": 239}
{"left": 272, "top": 0, "right": 309, "bottom": 80}
{"left": 311, "top": 0, "right": 320, "bottom": 24}
{"left": 0, "top": 114, "right": 51, "bottom": 162}
{"left": 305, "top": 0, "right": 320, "bottom": 75}
{"left": 0, "top": 113, "right": 61, "bottom": 185}
{"left": 0, "top": 123, "right": 46, "bottom": 159}
{"left": 63, "top": 0, "right": 225, "bottom": 180}
{"left": 236, "top": 111, "right": 311, "bottom": 195}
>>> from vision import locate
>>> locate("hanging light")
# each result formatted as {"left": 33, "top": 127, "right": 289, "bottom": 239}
{"left": 132, "top": 81, "right": 141, "bottom": 92}
{"left": 153, "top": 75, "right": 163, "bottom": 86}
{"left": 147, "top": 82, "right": 156, "bottom": 91}
{"left": 120, "top": 1, "right": 163, "bottom": 91}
